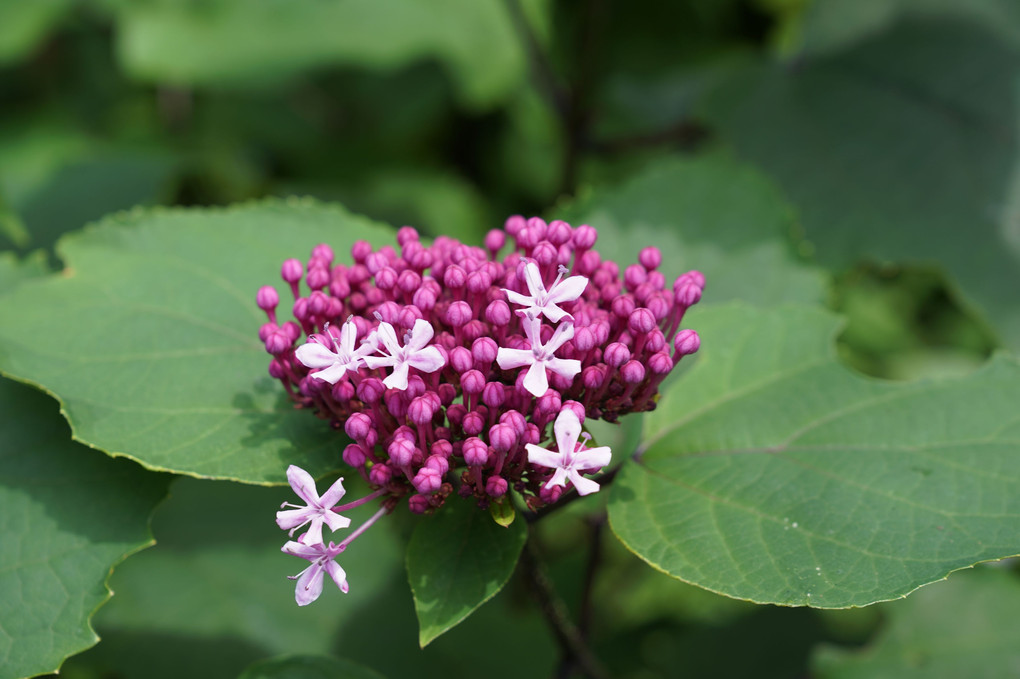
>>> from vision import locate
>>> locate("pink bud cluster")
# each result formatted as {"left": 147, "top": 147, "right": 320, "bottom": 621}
{"left": 257, "top": 217, "right": 702, "bottom": 513}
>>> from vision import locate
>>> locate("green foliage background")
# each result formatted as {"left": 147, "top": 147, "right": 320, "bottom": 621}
{"left": 0, "top": 0, "right": 1018, "bottom": 677}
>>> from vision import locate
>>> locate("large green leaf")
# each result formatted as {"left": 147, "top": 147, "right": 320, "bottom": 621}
{"left": 0, "top": 250, "right": 47, "bottom": 293}
{"left": 556, "top": 154, "right": 826, "bottom": 305}
{"left": 609, "top": 303, "right": 1020, "bottom": 608}
{"left": 0, "top": 377, "right": 169, "bottom": 679}
{"left": 812, "top": 567, "right": 1020, "bottom": 678}
{"left": 704, "top": 19, "right": 1020, "bottom": 349}
{"left": 239, "top": 655, "right": 387, "bottom": 679}
{"left": 406, "top": 498, "right": 528, "bottom": 646}
{"left": 0, "top": 199, "right": 396, "bottom": 484}
{"left": 0, "top": 0, "right": 74, "bottom": 64}
{"left": 110, "top": 0, "right": 540, "bottom": 108}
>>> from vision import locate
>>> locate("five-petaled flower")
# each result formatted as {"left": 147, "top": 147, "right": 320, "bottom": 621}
{"left": 496, "top": 313, "right": 581, "bottom": 397}
{"left": 526, "top": 409, "right": 612, "bottom": 496}
{"left": 282, "top": 539, "right": 349, "bottom": 606}
{"left": 364, "top": 319, "right": 447, "bottom": 390}
{"left": 295, "top": 318, "right": 375, "bottom": 384}
{"left": 276, "top": 465, "right": 352, "bottom": 547}
{"left": 504, "top": 262, "right": 587, "bottom": 323}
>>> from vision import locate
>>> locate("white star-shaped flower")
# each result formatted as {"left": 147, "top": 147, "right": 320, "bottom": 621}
{"left": 294, "top": 318, "right": 375, "bottom": 384}
{"left": 282, "top": 539, "right": 348, "bottom": 606}
{"left": 503, "top": 262, "right": 587, "bottom": 323}
{"left": 276, "top": 465, "right": 352, "bottom": 547}
{"left": 526, "top": 409, "right": 611, "bottom": 496}
{"left": 364, "top": 319, "right": 446, "bottom": 390}
{"left": 496, "top": 314, "right": 581, "bottom": 397}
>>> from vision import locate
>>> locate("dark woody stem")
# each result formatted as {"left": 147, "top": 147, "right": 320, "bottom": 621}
{"left": 521, "top": 534, "right": 610, "bottom": 679}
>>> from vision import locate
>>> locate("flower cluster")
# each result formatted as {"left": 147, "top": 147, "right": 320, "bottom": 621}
{"left": 260, "top": 216, "right": 702, "bottom": 603}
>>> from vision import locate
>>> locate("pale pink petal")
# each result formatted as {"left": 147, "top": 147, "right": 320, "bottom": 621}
{"left": 573, "top": 445, "right": 612, "bottom": 471}
{"left": 275, "top": 508, "right": 311, "bottom": 532}
{"left": 545, "top": 321, "right": 574, "bottom": 353}
{"left": 553, "top": 410, "right": 582, "bottom": 456}
{"left": 375, "top": 322, "right": 401, "bottom": 355}
{"left": 523, "top": 361, "right": 549, "bottom": 397}
{"left": 364, "top": 354, "right": 398, "bottom": 370}
{"left": 382, "top": 362, "right": 411, "bottom": 390}
{"left": 310, "top": 363, "right": 347, "bottom": 384}
{"left": 322, "top": 510, "right": 352, "bottom": 532}
{"left": 406, "top": 345, "right": 446, "bottom": 373}
{"left": 520, "top": 314, "right": 542, "bottom": 345}
{"left": 318, "top": 476, "right": 347, "bottom": 507}
{"left": 547, "top": 275, "right": 588, "bottom": 305}
{"left": 496, "top": 347, "right": 534, "bottom": 370}
{"left": 325, "top": 560, "right": 349, "bottom": 594}
{"left": 569, "top": 473, "right": 601, "bottom": 496}
{"left": 406, "top": 319, "right": 436, "bottom": 351}
{"left": 503, "top": 289, "right": 533, "bottom": 307}
{"left": 525, "top": 443, "right": 562, "bottom": 470}
{"left": 546, "top": 357, "right": 581, "bottom": 382}
{"left": 522, "top": 261, "right": 546, "bottom": 296}
{"left": 294, "top": 563, "right": 325, "bottom": 606}
{"left": 301, "top": 521, "right": 325, "bottom": 547}
{"left": 281, "top": 540, "right": 320, "bottom": 560}
{"left": 545, "top": 467, "right": 570, "bottom": 489}
{"left": 295, "top": 343, "right": 339, "bottom": 370}
{"left": 540, "top": 304, "right": 570, "bottom": 323}
{"left": 339, "top": 320, "right": 358, "bottom": 354}
{"left": 286, "top": 465, "right": 319, "bottom": 505}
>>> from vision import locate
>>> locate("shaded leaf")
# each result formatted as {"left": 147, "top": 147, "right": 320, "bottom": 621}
{"left": 704, "top": 19, "right": 1020, "bottom": 349}
{"left": 812, "top": 567, "right": 1020, "bottom": 678}
{"left": 0, "top": 199, "right": 396, "bottom": 484}
{"left": 407, "top": 498, "right": 528, "bottom": 646}
{"left": 556, "top": 153, "right": 826, "bottom": 305}
{"left": 239, "top": 654, "right": 387, "bottom": 679}
{"left": 609, "top": 303, "right": 1020, "bottom": 608}
{"left": 0, "top": 378, "right": 169, "bottom": 679}
{"left": 0, "top": 0, "right": 74, "bottom": 64}
{"left": 110, "top": 0, "right": 538, "bottom": 108}
{"left": 0, "top": 250, "right": 47, "bottom": 293}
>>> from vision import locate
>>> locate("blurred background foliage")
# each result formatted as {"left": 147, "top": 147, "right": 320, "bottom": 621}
{"left": 1, "top": 0, "right": 1017, "bottom": 677}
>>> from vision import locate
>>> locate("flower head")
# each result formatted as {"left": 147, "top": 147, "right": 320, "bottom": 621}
{"left": 282, "top": 539, "right": 348, "bottom": 605}
{"left": 276, "top": 465, "right": 352, "bottom": 546}
{"left": 504, "top": 262, "right": 587, "bottom": 322}
{"left": 526, "top": 409, "right": 611, "bottom": 496}
{"left": 295, "top": 318, "right": 375, "bottom": 384}
{"left": 364, "top": 319, "right": 446, "bottom": 390}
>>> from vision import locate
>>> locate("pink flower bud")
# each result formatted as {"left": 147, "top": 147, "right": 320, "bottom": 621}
{"left": 547, "top": 220, "right": 573, "bottom": 246}
{"left": 369, "top": 463, "right": 392, "bottom": 486}
{"left": 540, "top": 483, "right": 564, "bottom": 504}
{"left": 374, "top": 266, "right": 397, "bottom": 290}
{"left": 311, "top": 243, "right": 335, "bottom": 265}
{"left": 648, "top": 271, "right": 666, "bottom": 290}
{"left": 259, "top": 322, "right": 276, "bottom": 342}
{"left": 486, "top": 476, "right": 508, "bottom": 498}
{"left": 536, "top": 390, "right": 562, "bottom": 416}
{"left": 364, "top": 251, "right": 387, "bottom": 275}
{"left": 572, "top": 224, "right": 597, "bottom": 250}
{"left": 523, "top": 424, "right": 541, "bottom": 445}
{"left": 485, "top": 229, "right": 506, "bottom": 253}
{"left": 449, "top": 346, "right": 473, "bottom": 374}
{"left": 435, "top": 383, "right": 455, "bottom": 406}
{"left": 482, "top": 382, "right": 506, "bottom": 408}
{"left": 532, "top": 241, "right": 558, "bottom": 266}
{"left": 576, "top": 249, "right": 601, "bottom": 276}
{"left": 526, "top": 217, "right": 548, "bottom": 240}
{"left": 563, "top": 400, "right": 586, "bottom": 421}
{"left": 639, "top": 247, "right": 662, "bottom": 270}
{"left": 344, "top": 413, "right": 374, "bottom": 441}
{"left": 504, "top": 215, "right": 526, "bottom": 236}
{"left": 462, "top": 370, "right": 486, "bottom": 395}
{"left": 647, "top": 293, "right": 671, "bottom": 321}
{"left": 485, "top": 300, "right": 512, "bottom": 326}
{"left": 268, "top": 359, "right": 285, "bottom": 379}
{"left": 446, "top": 301, "right": 472, "bottom": 327}
{"left": 332, "top": 380, "right": 355, "bottom": 402}
{"left": 604, "top": 342, "right": 631, "bottom": 368}
{"left": 408, "top": 396, "right": 435, "bottom": 425}
{"left": 281, "top": 258, "right": 303, "bottom": 283}
{"left": 412, "top": 287, "right": 437, "bottom": 311}
{"left": 462, "top": 411, "right": 485, "bottom": 436}
{"left": 625, "top": 264, "right": 647, "bottom": 290}
{"left": 388, "top": 438, "right": 416, "bottom": 467}
{"left": 308, "top": 290, "right": 329, "bottom": 316}
{"left": 443, "top": 264, "right": 467, "bottom": 288}
{"left": 413, "top": 467, "right": 443, "bottom": 494}
{"left": 408, "top": 494, "right": 430, "bottom": 514}
{"left": 674, "top": 329, "right": 701, "bottom": 356}
{"left": 488, "top": 423, "right": 516, "bottom": 453}
{"left": 265, "top": 329, "right": 292, "bottom": 355}
{"left": 397, "top": 270, "right": 421, "bottom": 294}
{"left": 582, "top": 365, "right": 606, "bottom": 390}
{"left": 621, "top": 360, "right": 646, "bottom": 384}
{"left": 628, "top": 308, "right": 657, "bottom": 335}
{"left": 347, "top": 264, "right": 370, "bottom": 285}
{"left": 646, "top": 329, "right": 666, "bottom": 352}
{"left": 471, "top": 337, "right": 498, "bottom": 365}
{"left": 426, "top": 454, "right": 450, "bottom": 475}
{"left": 256, "top": 286, "right": 279, "bottom": 311}
{"left": 431, "top": 439, "right": 453, "bottom": 459}
{"left": 499, "top": 410, "right": 527, "bottom": 437}
{"left": 396, "top": 226, "right": 419, "bottom": 245}
{"left": 463, "top": 437, "right": 489, "bottom": 466}
{"left": 675, "top": 282, "right": 702, "bottom": 307}
{"left": 446, "top": 404, "right": 466, "bottom": 427}
{"left": 351, "top": 240, "right": 372, "bottom": 263}
{"left": 612, "top": 295, "right": 636, "bottom": 319}
{"left": 343, "top": 443, "right": 367, "bottom": 467}
{"left": 648, "top": 351, "right": 673, "bottom": 374}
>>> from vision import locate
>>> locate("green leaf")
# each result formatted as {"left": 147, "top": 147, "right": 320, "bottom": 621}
{"left": 110, "top": 0, "right": 538, "bottom": 108}
{"left": 0, "top": 199, "right": 396, "bottom": 484}
{"left": 0, "top": 250, "right": 47, "bottom": 293}
{"left": 0, "top": 0, "right": 74, "bottom": 64}
{"left": 703, "top": 19, "right": 1020, "bottom": 350}
{"left": 609, "top": 303, "right": 1020, "bottom": 608}
{"left": 239, "top": 655, "right": 387, "bottom": 679}
{"left": 0, "top": 377, "right": 170, "bottom": 679}
{"left": 556, "top": 153, "right": 826, "bottom": 305}
{"left": 812, "top": 568, "right": 1020, "bottom": 678}
{"left": 406, "top": 498, "right": 528, "bottom": 646}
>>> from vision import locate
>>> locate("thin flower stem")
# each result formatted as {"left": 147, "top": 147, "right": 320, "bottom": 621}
{"left": 334, "top": 486, "right": 389, "bottom": 512}
{"left": 336, "top": 505, "right": 389, "bottom": 552}
{"left": 579, "top": 513, "right": 605, "bottom": 639}
{"left": 521, "top": 537, "right": 610, "bottom": 679}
